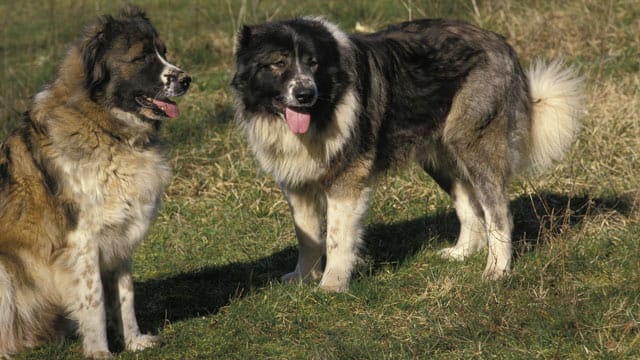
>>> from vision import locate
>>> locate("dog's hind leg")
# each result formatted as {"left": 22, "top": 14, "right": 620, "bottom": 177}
{"left": 0, "top": 258, "right": 64, "bottom": 356}
{"left": 0, "top": 263, "right": 18, "bottom": 357}
{"left": 439, "top": 180, "right": 488, "bottom": 260}
{"left": 473, "top": 183, "right": 513, "bottom": 280}
{"left": 282, "top": 184, "right": 326, "bottom": 283}
{"left": 441, "top": 154, "right": 513, "bottom": 279}
{"left": 422, "top": 161, "right": 488, "bottom": 260}
{"left": 442, "top": 82, "right": 516, "bottom": 279}
{"left": 448, "top": 154, "right": 513, "bottom": 279}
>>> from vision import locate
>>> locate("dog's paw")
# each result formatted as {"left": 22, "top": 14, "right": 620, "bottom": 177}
{"left": 281, "top": 271, "right": 302, "bottom": 283}
{"left": 438, "top": 246, "right": 471, "bottom": 261}
{"left": 318, "top": 283, "right": 349, "bottom": 292}
{"left": 318, "top": 276, "right": 349, "bottom": 293}
{"left": 85, "top": 350, "right": 112, "bottom": 359}
{"left": 282, "top": 269, "right": 323, "bottom": 283}
{"left": 126, "top": 334, "right": 161, "bottom": 352}
{"left": 482, "top": 267, "right": 509, "bottom": 281}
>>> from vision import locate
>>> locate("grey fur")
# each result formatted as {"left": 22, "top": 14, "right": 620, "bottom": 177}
{"left": 231, "top": 17, "right": 583, "bottom": 291}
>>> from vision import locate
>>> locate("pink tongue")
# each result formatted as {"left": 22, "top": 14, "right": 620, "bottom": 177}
{"left": 285, "top": 107, "right": 311, "bottom": 134}
{"left": 152, "top": 99, "right": 179, "bottom": 118}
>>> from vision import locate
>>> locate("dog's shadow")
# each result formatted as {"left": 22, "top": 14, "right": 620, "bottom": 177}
{"left": 363, "top": 191, "right": 635, "bottom": 266}
{"left": 135, "top": 191, "right": 635, "bottom": 331}
{"left": 134, "top": 246, "right": 297, "bottom": 331}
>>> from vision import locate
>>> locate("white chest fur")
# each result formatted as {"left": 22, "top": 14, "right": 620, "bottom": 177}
{"left": 54, "top": 140, "right": 170, "bottom": 268}
{"left": 244, "top": 88, "right": 359, "bottom": 187}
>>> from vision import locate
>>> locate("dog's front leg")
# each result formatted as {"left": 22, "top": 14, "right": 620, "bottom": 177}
{"left": 319, "top": 186, "right": 373, "bottom": 292}
{"left": 63, "top": 231, "right": 111, "bottom": 359}
{"left": 110, "top": 262, "right": 161, "bottom": 352}
{"left": 282, "top": 184, "right": 326, "bottom": 283}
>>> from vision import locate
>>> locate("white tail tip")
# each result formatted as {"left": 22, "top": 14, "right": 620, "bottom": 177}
{"left": 527, "top": 59, "right": 585, "bottom": 172}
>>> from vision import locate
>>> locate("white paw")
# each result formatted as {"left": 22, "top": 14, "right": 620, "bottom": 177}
{"left": 126, "top": 334, "right": 161, "bottom": 351}
{"left": 282, "top": 268, "right": 323, "bottom": 283}
{"left": 85, "top": 350, "right": 112, "bottom": 359}
{"left": 482, "top": 267, "right": 510, "bottom": 281}
{"left": 318, "top": 282, "right": 349, "bottom": 292}
{"left": 318, "top": 275, "right": 349, "bottom": 293}
{"left": 438, "top": 246, "right": 471, "bottom": 261}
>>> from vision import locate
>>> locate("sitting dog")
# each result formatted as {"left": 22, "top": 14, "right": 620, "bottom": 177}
{"left": 0, "top": 6, "right": 190, "bottom": 358}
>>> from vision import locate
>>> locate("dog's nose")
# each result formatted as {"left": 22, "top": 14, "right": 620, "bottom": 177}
{"left": 178, "top": 73, "right": 191, "bottom": 90}
{"left": 293, "top": 86, "right": 316, "bottom": 105}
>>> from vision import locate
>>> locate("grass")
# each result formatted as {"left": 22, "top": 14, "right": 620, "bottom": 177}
{"left": 1, "top": 0, "right": 638, "bottom": 358}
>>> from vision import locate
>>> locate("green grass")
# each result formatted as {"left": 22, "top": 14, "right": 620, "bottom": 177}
{"left": 1, "top": 0, "right": 638, "bottom": 358}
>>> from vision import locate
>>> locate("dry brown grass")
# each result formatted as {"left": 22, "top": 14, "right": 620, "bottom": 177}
{"left": 1, "top": 1, "right": 638, "bottom": 358}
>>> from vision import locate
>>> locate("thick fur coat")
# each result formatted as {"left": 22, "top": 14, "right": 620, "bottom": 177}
{"left": 232, "top": 17, "right": 583, "bottom": 292}
{"left": 0, "top": 6, "right": 190, "bottom": 358}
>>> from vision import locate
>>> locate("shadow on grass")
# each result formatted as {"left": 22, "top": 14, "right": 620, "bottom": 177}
{"left": 134, "top": 191, "right": 635, "bottom": 332}
{"left": 135, "top": 246, "right": 297, "bottom": 332}
{"left": 364, "top": 191, "right": 636, "bottom": 267}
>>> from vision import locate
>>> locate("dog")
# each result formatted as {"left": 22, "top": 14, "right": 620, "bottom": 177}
{"left": 0, "top": 6, "right": 190, "bottom": 358}
{"left": 231, "top": 17, "right": 583, "bottom": 292}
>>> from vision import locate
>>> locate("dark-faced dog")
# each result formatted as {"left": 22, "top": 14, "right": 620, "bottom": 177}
{"left": 0, "top": 6, "right": 190, "bottom": 358}
{"left": 231, "top": 17, "right": 583, "bottom": 292}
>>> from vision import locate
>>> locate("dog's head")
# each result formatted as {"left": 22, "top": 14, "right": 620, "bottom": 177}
{"left": 231, "top": 18, "right": 350, "bottom": 134}
{"left": 81, "top": 6, "right": 191, "bottom": 120}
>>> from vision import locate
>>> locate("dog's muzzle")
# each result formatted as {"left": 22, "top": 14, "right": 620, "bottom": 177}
{"left": 284, "top": 76, "right": 318, "bottom": 108}
{"left": 164, "top": 70, "right": 191, "bottom": 97}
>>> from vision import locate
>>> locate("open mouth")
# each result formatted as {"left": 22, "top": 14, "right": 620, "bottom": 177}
{"left": 135, "top": 95, "right": 179, "bottom": 119}
{"left": 272, "top": 99, "right": 312, "bottom": 134}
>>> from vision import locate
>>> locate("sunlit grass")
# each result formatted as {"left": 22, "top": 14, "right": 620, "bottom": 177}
{"left": 1, "top": 0, "right": 638, "bottom": 358}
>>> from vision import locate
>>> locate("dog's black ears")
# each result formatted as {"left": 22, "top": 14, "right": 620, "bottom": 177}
{"left": 237, "top": 25, "right": 253, "bottom": 50}
{"left": 231, "top": 26, "right": 253, "bottom": 90}
{"left": 81, "top": 15, "right": 112, "bottom": 96}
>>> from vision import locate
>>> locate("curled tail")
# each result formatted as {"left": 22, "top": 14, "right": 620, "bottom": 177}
{"left": 526, "top": 59, "right": 585, "bottom": 172}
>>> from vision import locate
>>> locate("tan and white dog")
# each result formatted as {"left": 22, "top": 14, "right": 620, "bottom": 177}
{"left": 0, "top": 6, "right": 190, "bottom": 358}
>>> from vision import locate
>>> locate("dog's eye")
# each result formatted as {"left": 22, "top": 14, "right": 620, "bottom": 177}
{"left": 309, "top": 59, "right": 318, "bottom": 69}
{"left": 270, "top": 60, "right": 287, "bottom": 70}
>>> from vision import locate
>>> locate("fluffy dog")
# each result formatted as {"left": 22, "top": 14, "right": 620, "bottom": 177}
{"left": 231, "top": 17, "right": 583, "bottom": 292}
{"left": 0, "top": 6, "right": 190, "bottom": 358}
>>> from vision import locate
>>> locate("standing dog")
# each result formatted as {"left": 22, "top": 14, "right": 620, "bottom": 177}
{"left": 0, "top": 6, "right": 190, "bottom": 358}
{"left": 231, "top": 17, "right": 583, "bottom": 292}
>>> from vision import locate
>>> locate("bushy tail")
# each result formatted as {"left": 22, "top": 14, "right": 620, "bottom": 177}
{"left": 527, "top": 59, "right": 585, "bottom": 172}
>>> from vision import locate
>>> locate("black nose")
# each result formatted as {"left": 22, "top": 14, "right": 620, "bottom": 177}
{"left": 178, "top": 73, "right": 191, "bottom": 90}
{"left": 293, "top": 86, "right": 316, "bottom": 105}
